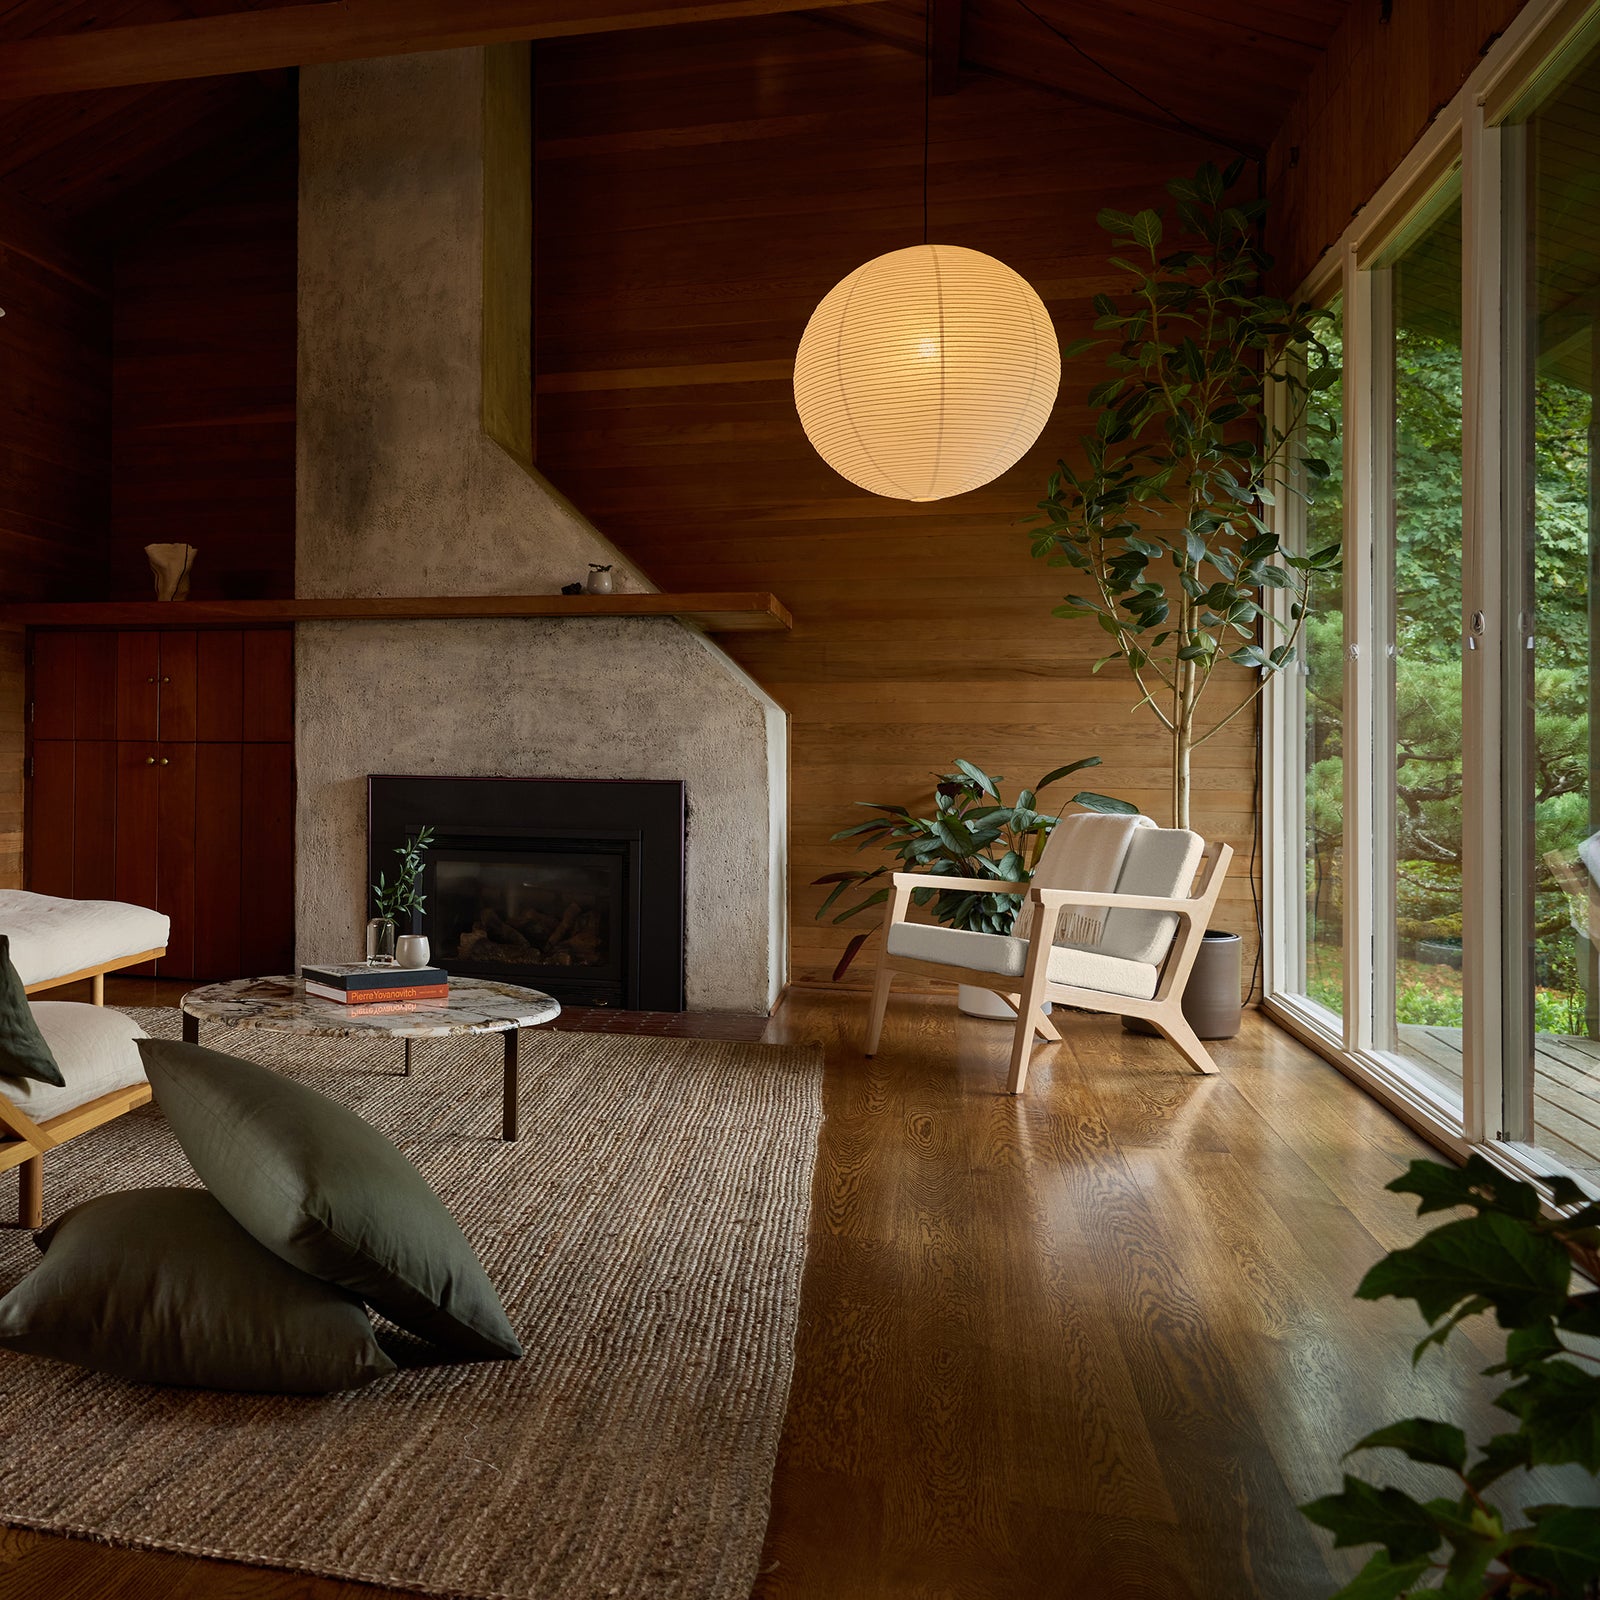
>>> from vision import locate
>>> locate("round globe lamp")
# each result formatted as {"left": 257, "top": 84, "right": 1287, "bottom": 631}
{"left": 793, "top": 243, "right": 1060, "bottom": 502}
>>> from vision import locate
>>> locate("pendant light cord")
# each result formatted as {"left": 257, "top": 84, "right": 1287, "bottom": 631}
{"left": 922, "top": 0, "right": 932, "bottom": 244}
{"left": 1007, "top": 0, "right": 1254, "bottom": 157}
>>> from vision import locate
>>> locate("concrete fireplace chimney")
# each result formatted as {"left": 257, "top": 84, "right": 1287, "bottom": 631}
{"left": 293, "top": 47, "right": 787, "bottom": 1011}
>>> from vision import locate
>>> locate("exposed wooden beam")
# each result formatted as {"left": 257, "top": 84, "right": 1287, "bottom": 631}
{"left": 0, "top": 0, "right": 885, "bottom": 100}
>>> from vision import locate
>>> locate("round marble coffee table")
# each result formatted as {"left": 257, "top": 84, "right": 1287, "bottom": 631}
{"left": 179, "top": 975, "right": 561, "bottom": 1140}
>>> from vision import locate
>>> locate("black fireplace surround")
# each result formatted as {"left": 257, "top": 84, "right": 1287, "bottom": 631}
{"left": 368, "top": 776, "right": 686, "bottom": 1011}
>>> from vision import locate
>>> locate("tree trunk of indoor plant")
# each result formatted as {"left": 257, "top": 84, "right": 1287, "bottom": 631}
{"left": 1128, "top": 688, "right": 1242, "bottom": 1039}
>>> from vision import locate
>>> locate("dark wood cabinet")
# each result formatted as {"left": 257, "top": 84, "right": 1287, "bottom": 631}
{"left": 115, "top": 631, "right": 198, "bottom": 741}
{"left": 28, "top": 628, "right": 294, "bottom": 980}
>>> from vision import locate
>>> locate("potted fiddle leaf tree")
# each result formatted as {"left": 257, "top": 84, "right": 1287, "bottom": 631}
{"left": 1028, "top": 158, "right": 1341, "bottom": 1032}
{"left": 813, "top": 756, "right": 1131, "bottom": 1018}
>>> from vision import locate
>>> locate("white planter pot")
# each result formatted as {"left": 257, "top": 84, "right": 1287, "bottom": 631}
{"left": 958, "top": 984, "right": 1053, "bottom": 1021}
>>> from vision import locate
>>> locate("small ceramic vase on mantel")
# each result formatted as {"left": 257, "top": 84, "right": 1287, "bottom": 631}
{"left": 586, "top": 563, "right": 614, "bottom": 595}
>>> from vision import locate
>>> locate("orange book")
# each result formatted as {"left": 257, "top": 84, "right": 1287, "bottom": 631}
{"left": 305, "top": 982, "right": 450, "bottom": 1004}
{"left": 341, "top": 999, "right": 450, "bottom": 1017}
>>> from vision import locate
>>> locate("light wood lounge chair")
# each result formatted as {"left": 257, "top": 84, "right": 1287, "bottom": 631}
{"left": 864, "top": 816, "right": 1233, "bottom": 1093}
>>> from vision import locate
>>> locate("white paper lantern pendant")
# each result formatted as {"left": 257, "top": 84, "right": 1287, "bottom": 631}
{"left": 794, "top": 243, "right": 1060, "bottom": 501}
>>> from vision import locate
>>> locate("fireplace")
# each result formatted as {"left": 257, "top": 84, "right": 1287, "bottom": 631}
{"left": 368, "top": 776, "right": 686, "bottom": 1010}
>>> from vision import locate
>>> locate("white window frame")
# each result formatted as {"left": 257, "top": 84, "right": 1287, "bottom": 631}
{"left": 1262, "top": 0, "right": 1597, "bottom": 1177}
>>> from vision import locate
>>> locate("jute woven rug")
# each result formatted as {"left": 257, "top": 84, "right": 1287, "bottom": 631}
{"left": 0, "top": 1009, "right": 824, "bottom": 1600}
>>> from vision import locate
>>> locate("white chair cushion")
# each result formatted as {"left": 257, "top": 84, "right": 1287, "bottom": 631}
{"left": 1098, "top": 828, "right": 1204, "bottom": 964}
{"left": 0, "top": 890, "right": 169, "bottom": 989}
{"left": 1, "top": 1003, "right": 149, "bottom": 1122}
{"left": 1046, "top": 944, "right": 1161, "bottom": 1000}
{"left": 884, "top": 922, "right": 1160, "bottom": 1000}
{"left": 888, "top": 922, "right": 1028, "bottom": 977}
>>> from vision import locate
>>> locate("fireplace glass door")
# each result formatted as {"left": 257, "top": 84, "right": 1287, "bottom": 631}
{"left": 433, "top": 841, "right": 628, "bottom": 1003}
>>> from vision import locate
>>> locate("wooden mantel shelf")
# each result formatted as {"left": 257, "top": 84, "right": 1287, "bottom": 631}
{"left": 0, "top": 592, "right": 792, "bottom": 634}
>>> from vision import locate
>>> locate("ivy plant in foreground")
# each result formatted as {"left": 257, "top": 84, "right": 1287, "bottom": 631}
{"left": 1302, "top": 1155, "right": 1600, "bottom": 1598}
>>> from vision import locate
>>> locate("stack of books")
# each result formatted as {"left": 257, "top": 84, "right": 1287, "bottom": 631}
{"left": 302, "top": 963, "right": 450, "bottom": 1013}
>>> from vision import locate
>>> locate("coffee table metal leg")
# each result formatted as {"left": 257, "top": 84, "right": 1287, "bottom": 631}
{"left": 182, "top": 1011, "right": 198, "bottom": 1045}
{"left": 502, "top": 1028, "right": 519, "bottom": 1141}
{"left": 403, "top": 1039, "right": 412, "bottom": 1077}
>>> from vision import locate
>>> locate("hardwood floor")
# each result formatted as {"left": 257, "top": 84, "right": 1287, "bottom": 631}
{"left": 3, "top": 989, "right": 1594, "bottom": 1598}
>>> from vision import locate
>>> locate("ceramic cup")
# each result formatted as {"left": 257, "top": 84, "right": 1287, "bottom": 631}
{"left": 395, "top": 934, "right": 431, "bottom": 970}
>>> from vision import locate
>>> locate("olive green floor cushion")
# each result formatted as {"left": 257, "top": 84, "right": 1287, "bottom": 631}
{"left": 0, "top": 934, "right": 64, "bottom": 1087}
{"left": 0, "top": 1188, "right": 396, "bottom": 1393}
{"left": 139, "top": 1038, "right": 522, "bottom": 1361}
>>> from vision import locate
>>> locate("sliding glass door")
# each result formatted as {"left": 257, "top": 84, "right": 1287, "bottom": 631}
{"left": 1265, "top": 0, "right": 1600, "bottom": 1193}
{"left": 1502, "top": 34, "right": 1600, "bottom": 1181}
{"left": 1373, "top": 178, "right": 1467, "bottom": 1108}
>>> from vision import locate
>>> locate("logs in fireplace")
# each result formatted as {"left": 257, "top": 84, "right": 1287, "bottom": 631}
{"left": 368, "top": 776, "right": 686, "bottom": 1010}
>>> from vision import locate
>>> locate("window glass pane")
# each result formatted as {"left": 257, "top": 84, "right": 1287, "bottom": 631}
{"left": 1303, "top": 304, "right": 1345, "bottom": 1018}
{"left": 1384, "top": 180, "right": 1465, "bottom": 1101}
{"left": 1509, "top": 40, "right": 1600, "bottom": 1182}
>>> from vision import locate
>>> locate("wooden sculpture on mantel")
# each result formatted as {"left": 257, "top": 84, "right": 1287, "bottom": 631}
{"left": 146, "top": 543, "right": 197, "bottom": 601}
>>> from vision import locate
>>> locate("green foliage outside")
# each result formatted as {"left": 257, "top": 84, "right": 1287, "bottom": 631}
{"left": 811, "top": 758, "right": 1133, "bottom": 981}
{"left": 1303, "top": 313, "right": 1595, "bottom": 1034}
{"left": 1301, "top": 1156, "right": 1600, "bottom": 1598}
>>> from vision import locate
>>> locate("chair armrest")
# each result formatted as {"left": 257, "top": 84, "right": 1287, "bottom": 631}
{"left": 1030, "top": 886, "right": 1200, "bottom": 916}
{"left": 889, "top": 873, "right": 1028, "bottom": 895}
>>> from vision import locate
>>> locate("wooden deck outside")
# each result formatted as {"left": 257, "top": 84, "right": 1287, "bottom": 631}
{"left": 1399, "top": 1024, "right": 1600, "bottom": 1179}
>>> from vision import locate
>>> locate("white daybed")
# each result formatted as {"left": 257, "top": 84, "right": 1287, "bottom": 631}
{"left": 0, "top": 889, "right": 170, "bottom": 1004}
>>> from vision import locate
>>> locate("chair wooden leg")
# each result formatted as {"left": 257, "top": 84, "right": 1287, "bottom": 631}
{"left": 18, "top": 1157, "right": 42, "bottom": 1229}
{"left": 91, "top": 973, "right": 104, "bottom": 1006}
{"left": 1152, "top": 1008, "right": 1220, "bottom": 1076}
{"left": 1004, "top": 995, "right": 1059, "bottom": 1041}
{"left": 865, "top": 965, "right": 894, "bottom": 1057}
{"left": 1005, "top": 1019, "right": 1037, "bottom": 1096}
{"left": 1006, "top": 952, "right": 1056, "bottom": 1096}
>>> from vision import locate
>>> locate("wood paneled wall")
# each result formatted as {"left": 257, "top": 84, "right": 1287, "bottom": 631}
{"left": 533, "top": 18, "right": 1263, "bottom": 989}
{"left": 1265, "top": 0, "right": 1531, "bottom": 290}
{"left": 108, "top": 145, "right": 297, "bottom": 602}
{"left": 0, "top": 201, "right": 111, "bottom": 886}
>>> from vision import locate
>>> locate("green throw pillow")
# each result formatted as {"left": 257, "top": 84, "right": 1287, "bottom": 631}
{"left": 139, "top": 1038, "right": 522, "bottom": 1362}
{"left": 0, "top": 934, "right": 63, "bottom": 1088}
{"left": 0, "top": 1188, "right": 396, "bottom": 1393}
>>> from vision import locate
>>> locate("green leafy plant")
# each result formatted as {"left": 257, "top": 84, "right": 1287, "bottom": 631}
{"left": 811, "top": 757, "right": 1133, "bottom": 980}
{"left": 371, "top": 825, "right": 435, "bottom": 930}
{"left": 1028, "top": 158, "right": 1341, "bottom": 828}
{"left": 1301, "top": 1155, "right": 1600, "bottom": 1598}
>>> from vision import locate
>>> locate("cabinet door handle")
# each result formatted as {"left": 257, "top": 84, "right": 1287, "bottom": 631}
{"left": 158, "top": 757, "right": 170, "bottom": 766}
{"left": 147, "top": 676, "right": 156, "bottom": 684}
{"left": 160, "top": 675, "right": 171, "bottom": 684}
{"left": 145, "top": 756, "right": 156, "bottom": 765}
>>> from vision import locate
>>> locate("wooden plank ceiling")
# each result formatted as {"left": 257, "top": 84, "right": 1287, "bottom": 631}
{"left": 0, "top": 0, "right": 1352, "bottom": 222}
{"left": 0, "top": 0, "right": 300, "bottom": 237}
{"left": 822, "top": 0, "right": 1349, "bottom": 156}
